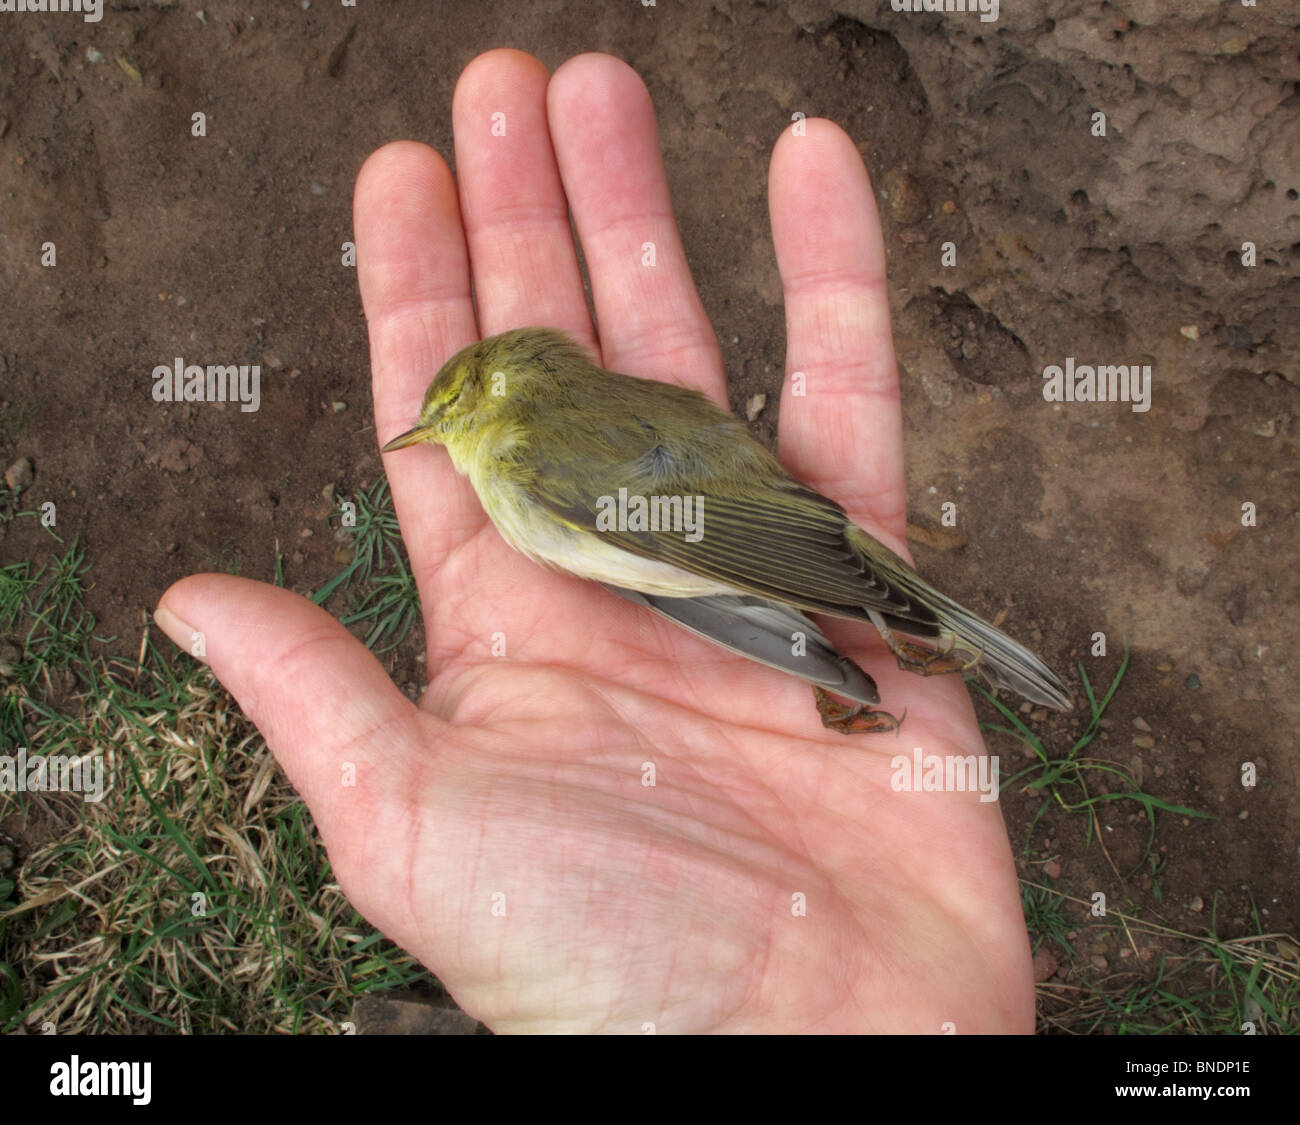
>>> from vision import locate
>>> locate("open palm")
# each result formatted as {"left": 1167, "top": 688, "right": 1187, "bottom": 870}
{"left": 158, "top": 50, "right": 1034, "bottom": 1033}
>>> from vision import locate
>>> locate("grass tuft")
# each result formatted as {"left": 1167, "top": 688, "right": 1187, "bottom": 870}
{"left": 0, "top": 532, "right": 435, "bottom": 1033}
{"left": 312, "top": 478, "right": 420, "bottom": 652}
{"left": 974, "top": 646, "right": 1214, "bottom": 873}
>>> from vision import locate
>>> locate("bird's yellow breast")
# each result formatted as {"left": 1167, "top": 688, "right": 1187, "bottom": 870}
{"left": 446, "top": 420, "right": 734, "bottom": 597}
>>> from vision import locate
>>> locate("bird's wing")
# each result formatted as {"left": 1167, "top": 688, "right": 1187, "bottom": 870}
{"left": 527, "top": 453, "right": 940, "bottom": 634}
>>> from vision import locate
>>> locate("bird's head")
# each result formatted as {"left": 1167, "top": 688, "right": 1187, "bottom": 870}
{"left": 381, "top": 327, "right": 587, "bottom": 452}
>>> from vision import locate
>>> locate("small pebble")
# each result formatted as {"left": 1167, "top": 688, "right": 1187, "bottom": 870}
{"left": 881, "top": 168, "right": 929, "bottom": 225}
{"left": 1132, "top": 734, "right": 1155, "bottom": 749}
{"left": 1032, "top": 948, "right": 1059, "bottom": 982}
{"left": 745, "top": 393, "right": 767, "bottom": 422}
{"left": 1132, "top": 716, "right": 1152, "bottom": 732}
{"left": 1185, "top": 673, "right": 1201, "bottom": 692}
{"left": 4, "top": 456, "right": 33, "bottom": 493}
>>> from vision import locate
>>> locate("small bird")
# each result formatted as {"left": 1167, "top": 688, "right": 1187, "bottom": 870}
{"left": 382, "top": 327, "right": 1071, "bottom": 732}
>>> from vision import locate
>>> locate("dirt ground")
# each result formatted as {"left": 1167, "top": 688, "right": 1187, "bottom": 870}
{"left": 1, "top": 0, "right": 1296, "bottom": 999}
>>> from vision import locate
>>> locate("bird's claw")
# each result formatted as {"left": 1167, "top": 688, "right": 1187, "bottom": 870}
{"left": 812, "top": 686, "right": 905, "bottom": 735}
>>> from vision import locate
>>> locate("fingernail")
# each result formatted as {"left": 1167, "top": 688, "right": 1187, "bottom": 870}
{"left": 154, "top": 605, "right": 208, "bottom": 663}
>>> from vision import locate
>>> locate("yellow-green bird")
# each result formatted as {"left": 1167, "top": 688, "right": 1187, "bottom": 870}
{"left": 383, "top": 327, "right": 1071, "bottom": 731}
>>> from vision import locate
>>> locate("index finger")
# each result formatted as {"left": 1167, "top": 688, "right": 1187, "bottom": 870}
{"left": 354, "top": 141, "right": 486, "bottom": 575}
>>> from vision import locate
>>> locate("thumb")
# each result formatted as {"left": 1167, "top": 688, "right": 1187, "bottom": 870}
{"left": 154, "top": 574, "right": 432, "bottom": 847}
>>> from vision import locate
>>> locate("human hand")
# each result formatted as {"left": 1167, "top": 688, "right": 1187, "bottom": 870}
{"left": 156, "top": 49, "right": 1034, "bottom": 1033}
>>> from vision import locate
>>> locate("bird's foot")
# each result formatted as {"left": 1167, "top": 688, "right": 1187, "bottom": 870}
{"left": 868, "top": 613, "right": 976, "bottom": 678}
{"left": 813, "top": 686, "right": 905, "bottom": 735}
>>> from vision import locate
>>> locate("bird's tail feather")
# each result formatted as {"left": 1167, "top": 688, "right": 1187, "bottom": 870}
{"left": 872, "top": 563, "right": 1073, "bottom": 712}
{"left": 936, "top": 601, "right": 1073, "bottom": 711}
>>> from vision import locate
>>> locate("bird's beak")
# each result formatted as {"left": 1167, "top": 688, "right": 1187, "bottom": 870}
{"left": 381, "top": 424, "right": 435, "bottom": 453}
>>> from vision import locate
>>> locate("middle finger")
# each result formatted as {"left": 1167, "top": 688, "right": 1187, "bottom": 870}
{"left": 548, "top": 53, "right": 727, "bottom": 404}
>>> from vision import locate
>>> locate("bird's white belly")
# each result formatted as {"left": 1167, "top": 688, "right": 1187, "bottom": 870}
{"left": 479, "top": 481, "right": 738, "bottom": 597}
